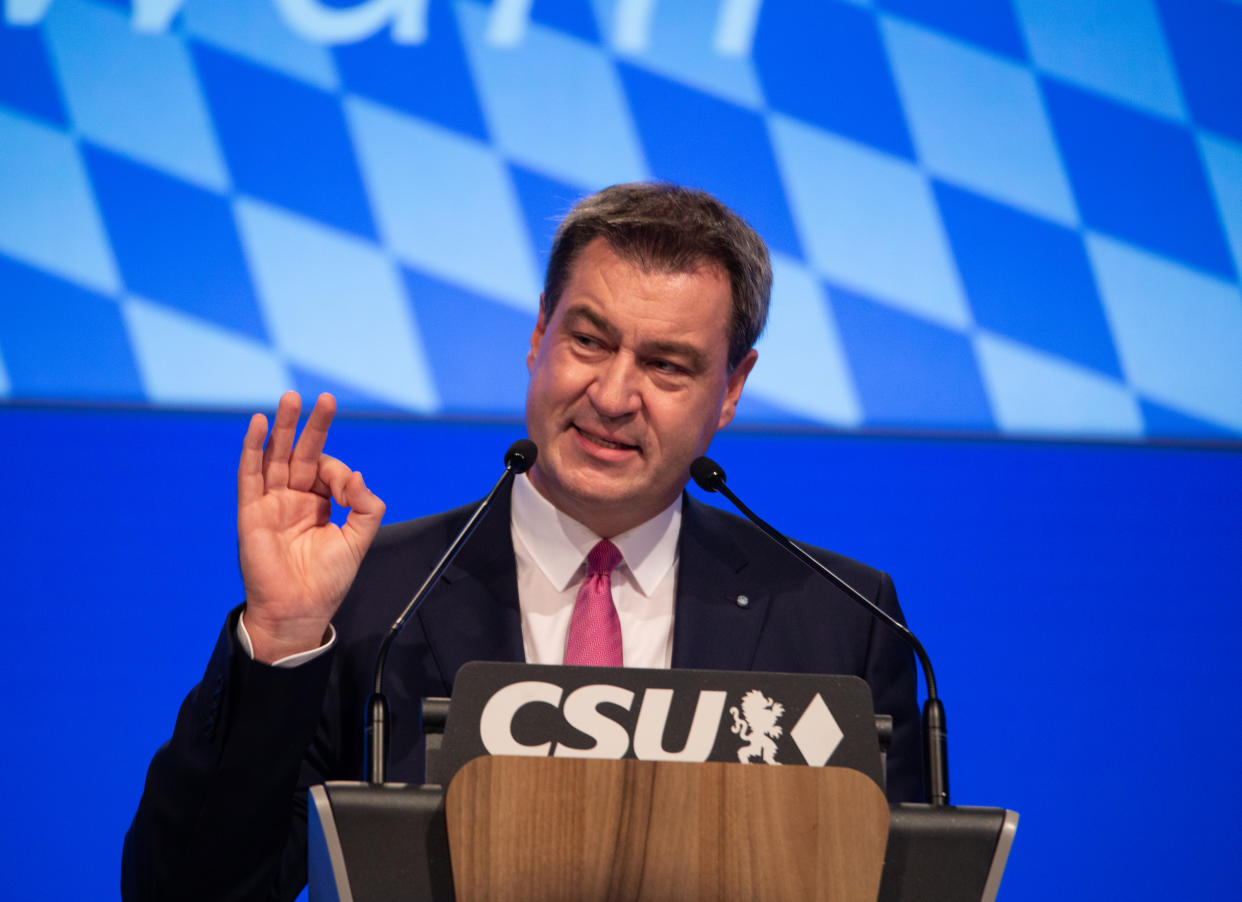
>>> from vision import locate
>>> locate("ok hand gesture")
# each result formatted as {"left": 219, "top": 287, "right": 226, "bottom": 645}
{"left": 237, "top": 392, "right": 385, "bottom": 663}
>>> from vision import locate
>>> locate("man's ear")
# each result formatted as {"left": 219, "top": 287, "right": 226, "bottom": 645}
{"left": 717, "top": 349, "right": 758, "bottom": 430}
{"left": 528, "top": 294, "right": 549, "bottom": 372}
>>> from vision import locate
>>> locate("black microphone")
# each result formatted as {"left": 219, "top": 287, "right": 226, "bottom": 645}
{"left": 690, "top": 456, "right": 949, "bottom": 807}
{"left": 364, "top": 439, "right": 537, "bottom": 783}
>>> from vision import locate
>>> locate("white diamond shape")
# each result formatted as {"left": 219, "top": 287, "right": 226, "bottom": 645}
{"left": 790, "top": 693, "right": 843, "bottom": 767}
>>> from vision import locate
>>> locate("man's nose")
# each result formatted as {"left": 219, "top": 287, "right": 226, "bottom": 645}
{"left": 588, "top": 356, "right": 641, "bottom": 418}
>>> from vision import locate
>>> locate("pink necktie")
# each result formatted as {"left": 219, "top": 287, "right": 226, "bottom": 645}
{"left": 563, "top": 540, "right": 623, "bottom": 667}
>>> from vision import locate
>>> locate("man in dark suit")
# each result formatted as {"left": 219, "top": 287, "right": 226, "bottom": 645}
{"left": 123, "top": 183, "right": 921, "bottom": 901}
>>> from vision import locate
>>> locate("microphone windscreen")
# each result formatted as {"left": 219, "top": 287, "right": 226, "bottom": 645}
{"left": 690, "top": 456, "right": 725, "bottom": 491}
{"left": 504, "top": 439, "right": 538, "bottom": 474}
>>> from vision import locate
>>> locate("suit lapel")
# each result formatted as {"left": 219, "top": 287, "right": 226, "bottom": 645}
{"left": 672, "top": 495, "right": 768, "bottom": 670}
{"left": 415, "top": 486, "right": 525, "bottom": 687}
{"left": 412, "top": 490, "right": 769, "bottom": 678}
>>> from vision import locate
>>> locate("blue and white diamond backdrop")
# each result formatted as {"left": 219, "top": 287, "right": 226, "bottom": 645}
{"left": 2, "top": 0, "right": 1241, "bottom": 439}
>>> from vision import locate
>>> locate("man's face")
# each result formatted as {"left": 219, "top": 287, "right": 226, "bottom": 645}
{"left": 524, "top": 238, "right": 756, "bottom": 538}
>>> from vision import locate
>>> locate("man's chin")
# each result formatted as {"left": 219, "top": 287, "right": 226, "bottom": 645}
{"left": 562, "top": 476, "right": 637, "bottom": 508}
{"left": 532, "top": 457, "right": 628, "bottom": 502}
{"left": 561, "top": 470, "right": 652, "bottom": 512}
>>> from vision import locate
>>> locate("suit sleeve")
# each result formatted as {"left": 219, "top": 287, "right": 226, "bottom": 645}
{"left": 121, "top": 607, "right": 335, "bottom": 902}
{"left": 864, "top": 571, "right": 924, "bottom": 804}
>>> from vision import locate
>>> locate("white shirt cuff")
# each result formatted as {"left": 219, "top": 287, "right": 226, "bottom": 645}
{"left": 236, "top": 610, "right": 337, "bottom": 668}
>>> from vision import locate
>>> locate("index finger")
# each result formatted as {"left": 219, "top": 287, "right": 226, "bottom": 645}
{"left": 288, "top": 393, "right": 337, "bottom": 491}
{"left": 238, "top": 412, "right": 269, "bottom": 504}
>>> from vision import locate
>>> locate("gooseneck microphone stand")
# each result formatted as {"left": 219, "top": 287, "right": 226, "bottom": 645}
{"left": 363, "top": 439, "right": 537, "bottom": 784}
{"left": 690, "top": 456, "right": 949, "bottom": 806}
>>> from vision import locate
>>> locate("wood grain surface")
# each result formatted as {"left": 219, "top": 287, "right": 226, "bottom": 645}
{"left": 445, "top": 757, "right": 889, "bottom": 901}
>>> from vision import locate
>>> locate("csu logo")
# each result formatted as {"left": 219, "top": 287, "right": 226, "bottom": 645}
{"left": 434, "top": 664, "right": 877, "bottom": 788}
{"left": 477, "top": 681, "right": 839, "bottom": 766}
{"left": 480, "top": 681, "right": 730, "bottom": 762}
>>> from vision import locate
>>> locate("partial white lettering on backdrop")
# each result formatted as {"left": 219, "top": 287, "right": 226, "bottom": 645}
{"left": 4, "top": 0, "right": 763, "bottom": 55}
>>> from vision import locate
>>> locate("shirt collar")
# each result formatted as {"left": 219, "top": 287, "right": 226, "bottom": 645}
{"left": 511, "top": 473, "right": 682, "bottom": 595}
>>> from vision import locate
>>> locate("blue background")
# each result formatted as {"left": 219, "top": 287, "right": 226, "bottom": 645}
{"left": 3, "top": 1, "right": 1242, "bottom": 898}
{"left": 4, "top": 405, "right": 1240, "bottom": 899}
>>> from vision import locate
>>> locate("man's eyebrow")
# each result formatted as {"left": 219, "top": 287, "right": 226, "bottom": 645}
{"left": 562, "top": 304, "right": 618, "bottom": 339}
{"left": 640, "top": 339, "right": 708, "bottom": 372}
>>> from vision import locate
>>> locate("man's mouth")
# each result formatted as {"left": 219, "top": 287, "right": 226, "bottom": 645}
{"left": 573, "top": 425, "right": 640, "bottom": 453}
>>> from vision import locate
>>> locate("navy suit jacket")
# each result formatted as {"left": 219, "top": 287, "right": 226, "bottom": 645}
{"left": 123, "top": 490, "right": 921, "bottom": 901}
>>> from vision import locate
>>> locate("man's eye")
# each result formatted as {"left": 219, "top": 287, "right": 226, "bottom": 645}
{"left": 573, "top": 333, "right": 601, "bottom": 349}
{"left": 650, "top": 359, "right": 684, "bottom": 374}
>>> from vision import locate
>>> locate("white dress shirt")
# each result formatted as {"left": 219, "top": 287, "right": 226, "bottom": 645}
{"left": 510, "top": 473, "right": 679, "bottom": 668}
{"left": 239, "top": 474, "right": 682, "bottom": 669}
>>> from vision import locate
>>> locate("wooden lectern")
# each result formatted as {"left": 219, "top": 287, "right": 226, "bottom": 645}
{"left": 308, "top": 664, "right": 1017, "bottom": 901}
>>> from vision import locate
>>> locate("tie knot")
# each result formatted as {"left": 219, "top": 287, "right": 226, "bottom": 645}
{"left": 586, "top": 539, "right": 622, "bottom": 576}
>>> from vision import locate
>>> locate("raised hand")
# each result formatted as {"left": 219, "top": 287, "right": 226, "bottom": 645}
{"left": 237, "top": 392, "right": 385, "bottom": 663}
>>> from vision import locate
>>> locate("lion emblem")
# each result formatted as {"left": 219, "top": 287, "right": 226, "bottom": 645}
{"left": 729, "top": 689, "right": 785, "bottom": 764}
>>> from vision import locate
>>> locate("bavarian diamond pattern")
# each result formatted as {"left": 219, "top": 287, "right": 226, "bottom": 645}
{"left": 0, "top": 255, "right": 142, "bottom": 400}
{"left": 609, "top": 0, "right": 764, "bottom": 109}
{"left": 936, "top": 182, "right": 1119, "bottom": 378}
{"left": 193, "top": 43, "right": 377, "bottom": 239}
{"left": 1159, "top": 0, "right": 1242, "bottom": 145}
{"left": 831, "top": 282, "right": 995, "bottom": 432}
{"left": 1043, "top": 76, "right": 1236, "bottom": 280}
{"left": 755, "top": 1, "right": 915, "bottom": 161}
{"left": 460, "top": 1, "right": 648, "bottom": 189}
{"left": 0, "top": 16, "right": 69, "bottom": 127}
{"left": 745, "top": 253, "right": 862, "bottom": 427}
{"left": 233, "top": 196, "right": 438, "bottom": 411}
{"left": 881, "top": 16, "right": 1077, "bottom": 225}
{"left": 121, "top": 294, "right": 292, "bottom": 407}
{"left": 973, "top": 330, "right": 1143, "bottom": 438}
{"left": 877, "top": 0, "right": 1029, "bottom": 61}
{"left": 0, "top": 108, "right": 120, "bottom": 294}
{"left": 769, "top": 113, "right": 970, "bottom": 332}
{"left": 181, "top": 0, "right": 340, "bottom": 92}
{"left": 1, "top": 0, "right": 1239, "bottom": 441}
{"left": 1013, "top": 0, "right": 1187, "bottom": 121}
{"left": 83, "top": 145, "right": 268, "bottom": 339}
{"left": 44, "top": 0, "right": 230, "bottom": 192}
{"left": 620, "top": 63, "right": 801, "bottom": 259}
